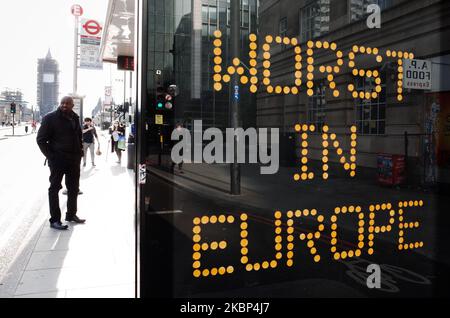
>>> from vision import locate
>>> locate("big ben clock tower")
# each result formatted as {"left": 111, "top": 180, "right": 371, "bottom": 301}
{"left": 37, "top": 49, "right": 60, "bottom": 118}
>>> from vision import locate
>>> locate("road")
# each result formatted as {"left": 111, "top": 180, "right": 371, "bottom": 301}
{"left": 142, "top": 171, "right": 450, "bottom": 298}
{"left": 0, "top": 133, "right": 50, "bottom": 296}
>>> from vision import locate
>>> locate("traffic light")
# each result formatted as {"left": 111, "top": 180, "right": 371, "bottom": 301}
{"left": 165, "top": 84, "right": 178, "bottom": 111}
{"left": 155, "top": 85, "right": 165, "bottom": 110}
{"left": 10, "top": 102, "right": 16, "bottom": 114}
{"left": 155, "top": 86, "right": 175, "bottom": 111}
{"left": 164, "top": 93, "right": 173, "bottom": 110}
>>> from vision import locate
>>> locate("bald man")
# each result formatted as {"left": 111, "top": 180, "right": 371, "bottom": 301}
{"left": 37, "top": 96, "right": 86, "bottom": 230}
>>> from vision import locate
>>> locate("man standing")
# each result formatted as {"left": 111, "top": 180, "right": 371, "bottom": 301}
{"left": 37, "top": 96, "right": 86, "bottom": 230}
{"left": 82, "top": 117, "right": 99, "bottom": 167}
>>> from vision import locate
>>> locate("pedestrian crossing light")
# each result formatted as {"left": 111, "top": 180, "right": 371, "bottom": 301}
{"left": 164, "top": 94, "right": 173, "bottom": 110}
{"left": 155, "top": 84, "right": 176, "bottom": 111}
{"left": 165, "top": 84, "right": 178, "bottom": 111}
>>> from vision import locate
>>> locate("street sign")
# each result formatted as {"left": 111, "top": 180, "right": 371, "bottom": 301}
{"left": 139, "top": 164, "right": 147, "bottom": 185}
{"left": 104, "top": 86, "right": 112, "bottom": 107}
{"left": 71, "top": 4, "right": 83, "bottom": 17}
{"left": 155, "top": 114, "right": 164, "bottom": 125}
{"left": 403, "top": 59, "right": 432, "bottom": 90}
{"left": 105, "top": 86, "right": 112, "bottom": 97}
{"left": 79, "top": 19, "right": 103, "bottom": 70}
{"left": 234, "top": 85, "right": 239, "bottom": 101}
{"left": 81, "top": 20, "right": 103, "bottom": 37}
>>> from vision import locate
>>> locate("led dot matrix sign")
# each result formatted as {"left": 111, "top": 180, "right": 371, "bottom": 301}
{"left": 293, "top": 124, "right": 357, "bottom": 181}
{"left": 192, "top": 200, "right": 425, "bottom": 278}
{"left": 195, "top": 31, "right": 423, "bottom": 279}
{"left": 213, "top": 31, "right": 413, "bottom": 102}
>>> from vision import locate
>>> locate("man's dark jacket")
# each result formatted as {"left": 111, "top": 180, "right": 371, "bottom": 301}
{"left": 37, "top": 108, "right": 83, "bottom": 165}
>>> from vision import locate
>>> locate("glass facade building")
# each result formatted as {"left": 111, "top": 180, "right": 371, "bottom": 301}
{"left": 129, "top": 0, "right": 450, "bottom": 298}
{"left": 146, "top": 0, "right": 257, "bottom": 132}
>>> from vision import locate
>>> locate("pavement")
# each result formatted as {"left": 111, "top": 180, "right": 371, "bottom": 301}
{"left": 0, "top": 124, "right": 33, "bottom": 138}
{"left": 0, "top": 130, "right": 135, "bottom": 298}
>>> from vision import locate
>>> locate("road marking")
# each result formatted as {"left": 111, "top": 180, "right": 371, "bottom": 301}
{"left": 153, "top": 210, "right": 183, "bottom": 215}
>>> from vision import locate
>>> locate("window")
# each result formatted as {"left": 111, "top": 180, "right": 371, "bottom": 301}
{"left": 300, "top": 0, "right": 330, "bottom": 42}
{"left": 219, "top": 5, "right": 227, "bottom": 27}
{"left": 225, "top": 1, "right": 250, "bottom": 28}
{"left": 279, "top": 17, "right": 287, "bottom": 37}
{"left": 202, "top": 5, "right": 209, "bottom": 23}
{"left": 202, "top": 5, "right": 218, "bottom": 25}
{"left": 210, "top": 6, "right": 218, "bottom": 25}
{"left": 242, "top": 0, "right": 250, "bottom": 28}
{"left": 242, "top": 9, "right": 250, "bottom": 28}
{"left": 202, "top": 24, "right": 208, "bottom": 38}
{"left": 355, "top": 72, "right": 386, "bottom": 135}
{"left": 202, "top": 4, "right": 217, "bottom": 41}
{"left": 141, "top": 0, "right": 450, "bottom": 300}
{"left": 307, "top": 81, "right": 326, "bottom": 131}
{"left": 350, "top": 0, "right": 393, "bottom": 22}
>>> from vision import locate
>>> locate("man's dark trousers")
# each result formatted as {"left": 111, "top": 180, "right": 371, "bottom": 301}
{"left": 48, "top": 158, "right": 81, "bottom": 224}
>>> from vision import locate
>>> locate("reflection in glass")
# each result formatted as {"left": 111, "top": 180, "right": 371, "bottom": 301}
{"left": 300, "top": 0, "right": 330, "bottom": 42}
{"left": 350, "top": 0, "right": 393, "bottom": 22}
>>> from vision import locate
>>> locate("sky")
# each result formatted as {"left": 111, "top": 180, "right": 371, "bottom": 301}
{"left": 0, "top": 0, "right": 125, "bottom": 115}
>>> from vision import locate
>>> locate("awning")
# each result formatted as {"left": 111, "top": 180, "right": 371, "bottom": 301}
{"left": 100, "top": 0, "right": 135, "bottom": 64}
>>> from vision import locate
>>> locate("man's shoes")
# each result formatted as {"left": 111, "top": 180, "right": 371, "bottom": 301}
{"left": 92, "top": 163, "right": 96, "bottom": 167}
{"left": 65, "top": 215, "right": 86, "bottom": 224}
{"left": 62, "top": 189, "right": 83, "bottom": 195}
{"left": 50, "top": 222, "right": 69, "bottom": 230}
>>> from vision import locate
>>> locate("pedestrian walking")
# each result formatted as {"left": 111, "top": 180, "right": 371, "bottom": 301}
{"left": 82, "top": 117, "right": 99, "bottom": 167}
{"left": 171, "top": 122, "right": 184, "bottom": 173}
{"left": 110, "top": 120, "right": 126, "bottom": 164}
{"left": 31, "top": 121, "right": 37, "bottom": 133}
{"left": 36, "top": 96, "right": 86, "bottom": 230}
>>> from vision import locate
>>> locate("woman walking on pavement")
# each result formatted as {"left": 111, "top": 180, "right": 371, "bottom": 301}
{"left": 31, "top": 121, "right": 37, "bottom": 133}
{"left": 110, "top": 120, "right": 126, "bottom": 164}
